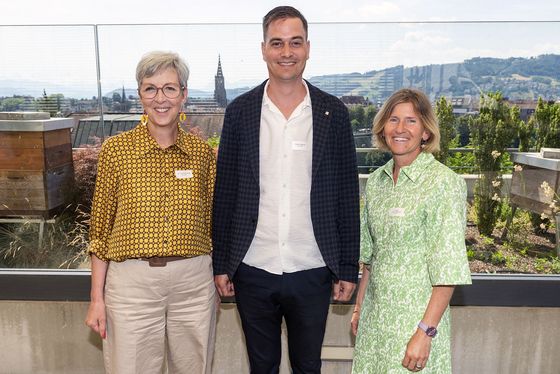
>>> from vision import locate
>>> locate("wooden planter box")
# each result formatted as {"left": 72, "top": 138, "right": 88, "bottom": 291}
{"left": 0, "top": 112, "right": 75, "bottom": 217}
{"left": 510, "top": 151, "right": 560, "bottom": 216}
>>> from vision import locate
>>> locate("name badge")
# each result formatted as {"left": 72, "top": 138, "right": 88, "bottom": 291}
{"left": 388, "top": 207, "right": 405, "bottom": 217}
{"left": 292, "top": 141, "right": 307, "bottom": 151}
{"left": 175, "top": 170, "right": 193, "bottom": 179}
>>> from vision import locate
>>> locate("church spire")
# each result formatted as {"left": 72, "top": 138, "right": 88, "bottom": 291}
{"left": 217, "top": 55, "right": 224, "bottom": 77}
{"left": 214, "top": 55, "right": 227, "bottom": 108}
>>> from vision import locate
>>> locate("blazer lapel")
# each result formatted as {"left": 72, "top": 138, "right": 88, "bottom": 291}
{"left": 309, "top": 83, "right": 331, "bottom": 179}
{"left": 245, "top": 81, "right": 267, "bottom": 185}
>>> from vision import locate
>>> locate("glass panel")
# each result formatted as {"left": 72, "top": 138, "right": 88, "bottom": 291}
{"left": 0, "top": 21, "right": 558, "bottom": 272}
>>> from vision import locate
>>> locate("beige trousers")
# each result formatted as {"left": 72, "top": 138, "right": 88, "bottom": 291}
{"left": 103, "top": 255, "right": 217, "bottom": 374}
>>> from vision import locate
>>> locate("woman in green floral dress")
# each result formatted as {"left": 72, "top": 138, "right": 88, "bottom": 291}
{"left": 351, "top": 89, "right": 471, "bottom": 373}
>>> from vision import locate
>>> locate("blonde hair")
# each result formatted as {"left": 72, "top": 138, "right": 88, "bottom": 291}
{"left": 136, "top": 51, "right": 189, "bottom": 89}
{"left": 373, "top": 88, "right": 440, "bottom": 154}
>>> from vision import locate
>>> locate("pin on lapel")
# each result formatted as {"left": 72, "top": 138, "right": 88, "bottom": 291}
{"left": 325, "top": 111, "right": 329, "bottom": 116}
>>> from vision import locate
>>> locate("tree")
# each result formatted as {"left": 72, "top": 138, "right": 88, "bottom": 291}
{"left": 112, "top": 92, "right": 122, "bottom": 103}
{"left": 364, "top": 105, "right": 377, "bottom": 130}
{"left": 469, "top": 92, "right": 519, "bottom": 236}
{"left": 517, "top": 116, "right": 533, "bottom": 152}
{"left": 350, "top": 119, "right": 361, "bottom": 131}
{"left": 0, "top": 97, "right": 25, "bottom": 111}
{"left": 455, "top": 115, "right": 471, "bottom": 147}
{"left": 534, "top": 98, "right": 560, "bottom": 150}
{"left": 348, "top": 106, "right": 365, "bottom": 129}
{"left": 434, "top": 96, "right": 455, "bottom": 165}
{"left": 35, "top": 91, "right": 64, "bottom": 117}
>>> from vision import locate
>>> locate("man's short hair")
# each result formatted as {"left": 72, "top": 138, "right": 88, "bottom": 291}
{"left": 262, "top": 6, "right": 308, "bottom": 40}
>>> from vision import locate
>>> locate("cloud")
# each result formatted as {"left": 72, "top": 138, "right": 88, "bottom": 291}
{"left": 386, "top": 31, "right": 488, "bottom": 67}
{"left": 322, "top": 1, "right": 401, "bottom": 21}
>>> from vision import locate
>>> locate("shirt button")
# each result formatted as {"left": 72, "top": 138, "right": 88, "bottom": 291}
{"left": 283, "top": 154, "right": 287, "bottom": 158}
{"left": 281, "top": 243, "right": 285, "bottom": 247}
{"left": 282, "top": 184, "right": 287, "bottom": 188}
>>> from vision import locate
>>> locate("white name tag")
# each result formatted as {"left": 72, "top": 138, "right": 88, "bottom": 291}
{"left": 175, "top": 170, "right": 193, "bottom": 179}
{"left": 292, "top": 141, "right": 307, "bottom": 151}
{"left": 388, "top": 207, "right": 405, "bottom": 217}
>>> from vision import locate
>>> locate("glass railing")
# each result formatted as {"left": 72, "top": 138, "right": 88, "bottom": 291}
{"left": 1, "top": 21, "right": 559, "bottom": 271}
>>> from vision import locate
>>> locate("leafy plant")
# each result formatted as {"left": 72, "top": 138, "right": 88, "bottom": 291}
{"left": 469, "top": 92, "right": 519, "bottom": 236}
{"left": 435, "top": 96, "right": 455, "bottom": 165}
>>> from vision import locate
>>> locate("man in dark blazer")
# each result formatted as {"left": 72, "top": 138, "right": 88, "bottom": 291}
{"left": 212, "top": 6, "right": 359, "bottom": 374}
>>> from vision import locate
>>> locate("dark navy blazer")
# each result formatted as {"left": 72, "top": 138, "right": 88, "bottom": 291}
{"left": 212, "top": 80, "right": 360, "bottom": 283}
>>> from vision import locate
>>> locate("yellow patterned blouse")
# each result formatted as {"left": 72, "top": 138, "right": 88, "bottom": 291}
{"left": 88, "top": 123, "right": 216, "bottom": 262}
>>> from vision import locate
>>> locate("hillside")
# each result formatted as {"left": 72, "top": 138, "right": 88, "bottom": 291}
{"left": 308, "top": 54, "right": 560, "bottom": 102}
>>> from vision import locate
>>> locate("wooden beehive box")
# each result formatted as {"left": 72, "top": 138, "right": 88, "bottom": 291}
{"left": 510, "top": 151, "right": 560, "bottom": 216}
{"left": 0, "top": 112, "right": 75, "bottom": 217}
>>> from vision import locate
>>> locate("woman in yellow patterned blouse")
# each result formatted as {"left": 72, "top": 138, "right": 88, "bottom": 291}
{"left": 85, "top": 51, "right": 217, "bottom": 374}
{"left": 351, "top": 89, "right": 471, "bottom": 373}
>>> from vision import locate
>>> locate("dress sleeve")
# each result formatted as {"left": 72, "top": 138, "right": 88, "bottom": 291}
{"left": 359, "top": 178, "right": 375, "bottom": 266}
{"left": 88, "top": 142, "right": 118, "bottom": 262}
{"left": 426, "top": 174, "right": 472, "bottom": 286}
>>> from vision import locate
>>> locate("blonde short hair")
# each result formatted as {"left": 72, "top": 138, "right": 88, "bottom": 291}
{"left": 372, "top": 88, "right": 440, "bottom": 154}
{"left": 135, "top": 51, "right": 189, "bottom": 89}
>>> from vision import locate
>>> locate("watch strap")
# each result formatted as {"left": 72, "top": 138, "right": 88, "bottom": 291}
{"left": 418, "top": 321, "right": 437, "bottom": 337}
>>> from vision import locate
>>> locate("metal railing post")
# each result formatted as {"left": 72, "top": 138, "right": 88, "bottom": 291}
{"left": 93, "top": 25, "right": 105, "bottom": 141}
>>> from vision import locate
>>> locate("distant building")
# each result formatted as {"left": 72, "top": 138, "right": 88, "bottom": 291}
{"left": 73, "top": 112, "right": 225, "bottom": 147}
{"left": 186, "top": 97, "right": 222, "bottom": 112}
{"left": 506, "top": 99, "right": 537, "bottom": 121}
{"left": 214, "top": 55, "right": 227, "bottom": 108}
{"left": 449, "top": 95, "right": 478, "bottom": 115}
{"left": 340, "top": 95, "right": 368, "bottom": 106}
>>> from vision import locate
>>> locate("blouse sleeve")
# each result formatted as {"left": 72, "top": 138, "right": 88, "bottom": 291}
{"left": 88, "top": 141, "right": 119, "bottom": 262}
{"left": 426, "top": 174, "right": 472, "bottom": 286}
{"left": 359, "top": 179, "right": 375, "bottom": 265}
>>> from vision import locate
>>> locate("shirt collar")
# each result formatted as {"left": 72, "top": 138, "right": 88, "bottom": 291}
{"left": 262, "top": 80, "right": 312, "bottom": 114}
{"left": 381, "top": 152, "right": 435, "bottom": 183}
{"left": 133, "top": 122, "right": 191, "bottom": 158}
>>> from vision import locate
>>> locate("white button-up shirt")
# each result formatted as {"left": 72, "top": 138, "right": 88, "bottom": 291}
{"left": 242, "top": 81, "right": 326, "bottom": 274}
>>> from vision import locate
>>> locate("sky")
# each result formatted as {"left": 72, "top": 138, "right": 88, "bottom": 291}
{"left": 1, "top": 1, "right": 560, "bottom": 98}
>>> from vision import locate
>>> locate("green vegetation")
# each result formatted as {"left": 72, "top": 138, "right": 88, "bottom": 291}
{"left": 434, "top": 97, "right": 455, "bottom": 165}
{"left": 533, "top": 98, "right": 560, "bottom": 150}
{"left": 469, "top": 92, "right": 519, "bottom": 236}
{"left": 0, "top": 97, "right": 25, "bottom": 111}
{"left": 348, "top": 105, "right": 377, "bottom": 131}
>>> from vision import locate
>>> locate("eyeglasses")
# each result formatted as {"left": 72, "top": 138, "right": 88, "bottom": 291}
{"left": 139, "top": 84, "right": 184, "bottom": 99}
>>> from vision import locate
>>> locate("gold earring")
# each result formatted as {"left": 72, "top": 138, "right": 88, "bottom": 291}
{"left": 179, "top": 112, "right": 187, "bottom": 123}
{"left": 140, "top": 113, "right": 148, "bottom": 126}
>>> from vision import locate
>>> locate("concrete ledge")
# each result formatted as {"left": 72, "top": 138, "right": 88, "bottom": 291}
{"left": 0, "top": 301, "right": 557, "bottom": 374}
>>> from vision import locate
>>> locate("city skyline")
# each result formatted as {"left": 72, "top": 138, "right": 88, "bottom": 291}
{"left": 2, "top": 2, "right": 560, "bottom": 99}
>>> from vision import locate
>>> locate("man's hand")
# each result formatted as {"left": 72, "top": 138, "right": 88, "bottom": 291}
{"left": 332, "top": 280, "right": 356, "bottom": 302}
{"left": 214, "top": 274, "right": 235, "bottom": 297}
{"left": 85, "top": 300, "right": 107, "bottom": 339}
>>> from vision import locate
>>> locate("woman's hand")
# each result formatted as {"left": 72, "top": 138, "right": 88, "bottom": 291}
{"left": 350, "top": 308, "right": 360, "bottom": 336}
{"left": 85, "top": 299, "right": 107, "bottom": 339}
{"left": 402, "top": 329, "right": 432, "bottom": 371}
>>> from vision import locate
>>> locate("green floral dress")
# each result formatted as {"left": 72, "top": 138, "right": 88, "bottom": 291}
{"left": 352, "top": 152, "right": 472, "bottom": 374}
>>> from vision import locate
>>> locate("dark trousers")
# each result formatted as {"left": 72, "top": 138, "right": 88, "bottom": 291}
{"left": 233, "top": 263, "right": 332, "bottom": 374}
